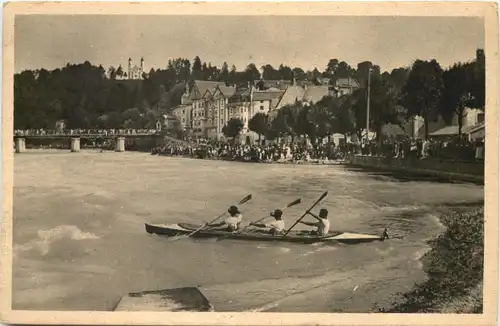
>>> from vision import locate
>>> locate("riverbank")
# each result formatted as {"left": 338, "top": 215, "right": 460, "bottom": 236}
{"left": 346, "top": 155, "right": 484, "bottom": 185}
{"left": 374, "top": 206, "right": 484, "bottom": 313}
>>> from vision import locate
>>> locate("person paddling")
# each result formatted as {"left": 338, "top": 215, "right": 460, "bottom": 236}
{"left": 299, "top": 208, "right": 330, "bottom": 236}
{"left": 207, "top": 205, "right": 243, "bottom": 232}
{"left": 250, "top": 209, "right": 286, "bottom": 236}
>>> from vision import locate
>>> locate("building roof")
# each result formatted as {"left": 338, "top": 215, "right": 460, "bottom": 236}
{"left": 253, "top": 90, "right": 285, "bottom": 109}
{"left": 190, "top": 80, "right": 226, "bottom": 100}
{"left": 303, "top": 85, "right": 329, "bottom": 103}
{"left": 252, "top": 90, "right": 285, "bottom": 102}
{"left": 215, "top": 85, "right": 237, "bottom": 98}
{"left": 273, "top": 84, "right": 332, "bottom": 110}
{"left": 335, "top": 77, "right": 360, "bottom": 88}
{"left": 254, "top": 79, "right": 292, "bottom": 90}
{"left": 274, "top": 85, "right": 306, "bottom": 109}
{"left": 381, "top": 124, "right": 407, "bottom": 138}
{"left": 429, "top": 124, "right": 479, "bottom": 136}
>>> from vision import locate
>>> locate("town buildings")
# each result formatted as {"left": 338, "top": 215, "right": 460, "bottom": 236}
{"left": 171, "top": 75, "right": 356, "bottom": 143}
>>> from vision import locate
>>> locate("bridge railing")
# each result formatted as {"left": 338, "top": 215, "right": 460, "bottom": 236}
{"left": 14, "top": 129, "right": 161, "bottom": 137}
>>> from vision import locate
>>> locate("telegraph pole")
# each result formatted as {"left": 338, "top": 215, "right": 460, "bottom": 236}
{"left": 366, "top": 68, "right": 372, "bottom": 142}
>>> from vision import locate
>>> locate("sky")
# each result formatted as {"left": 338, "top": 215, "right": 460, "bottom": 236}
{"left": 15, "top": 15, "right": 484, "bottom": 74}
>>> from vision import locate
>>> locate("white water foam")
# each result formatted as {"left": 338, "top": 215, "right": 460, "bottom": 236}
{"left": 15, "top": 225, "right": 99, "bottom": 256}
{"left": 299, "top": 244, "right": 338, "bottom": 257}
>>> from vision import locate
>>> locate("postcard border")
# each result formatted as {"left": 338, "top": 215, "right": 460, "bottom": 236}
{"left": 1, "top": 2, "right": 498, "bottom": 326}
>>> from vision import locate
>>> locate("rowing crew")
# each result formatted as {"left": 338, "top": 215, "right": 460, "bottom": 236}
{"left": 207, "top": 204, "right": 331, "bottom": 236}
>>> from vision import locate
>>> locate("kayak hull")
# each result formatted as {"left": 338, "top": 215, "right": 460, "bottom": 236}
{"left": 145, "top": 222, "right": 386, "bottom": 244}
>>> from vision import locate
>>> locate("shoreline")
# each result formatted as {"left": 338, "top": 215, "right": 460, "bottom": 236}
{"left": 345, "top": 155, "right": 484, "bottom": 185}
{"left": 373, "top": 205, "right": 484, "bottom": 313}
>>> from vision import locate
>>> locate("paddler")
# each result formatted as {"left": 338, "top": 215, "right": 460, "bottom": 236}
{"left": 206, "top": 205, "right": 243, "bottom": 232}
{"left": 299, "top": 208, "right": 330, "bottom": 236}
{"left": 249, "top": 209, "right": 285, "bottom": 235}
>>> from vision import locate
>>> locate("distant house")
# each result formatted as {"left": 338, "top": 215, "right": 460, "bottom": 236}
{"left": 55, "top": 120, "right": 66, "bottom": 132}
{"left": 334, "top": 77, "right": 360, "bottom": 97}
{"left": 171, "top": 104, "right": 191, "bottom": 130}
{"left": 425, "top": 108, "right": 485, "bottom": 140}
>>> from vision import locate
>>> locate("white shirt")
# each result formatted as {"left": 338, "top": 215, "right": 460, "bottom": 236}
{"left": 314, "top": 219, "right": 330, "bottom": 236}
{"left": 225, "top": 214, "right": 243, "bottom": 229}
{"left": 265, "top": 220, "right": 285, "bottom": 232}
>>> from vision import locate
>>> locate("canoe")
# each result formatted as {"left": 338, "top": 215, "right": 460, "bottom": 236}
{"left": 145, "top": 222, "right": 387, "bottom": 244}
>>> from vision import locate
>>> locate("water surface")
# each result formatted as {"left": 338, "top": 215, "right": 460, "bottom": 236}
{"left": 13, "top": 151, "right": 484, "bottom": 312}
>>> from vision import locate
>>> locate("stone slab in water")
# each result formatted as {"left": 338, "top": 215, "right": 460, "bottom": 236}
{"left": 113, "top": 287, "right": 214, "bottom": 312}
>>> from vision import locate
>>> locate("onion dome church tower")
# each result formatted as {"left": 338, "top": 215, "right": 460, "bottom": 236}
{"left": 128, "top": 57, "right": 144, "bottom": 80}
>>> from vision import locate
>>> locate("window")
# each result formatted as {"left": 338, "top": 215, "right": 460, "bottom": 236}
{"left": 260, "top": 105, "right": 264, "bottom": 110}
{"left": 240, "top": 108, "right": 243, "bottom": 113}
{"left": 478, "top": 113, "right": 485, "bottom": 123}
{"left": 182, "top": 110, "right": 185, "bottom": 114}
{"left": 260, "top": 100, "right": 263, "bottom": 103}
{"left": 221, "top": 119, "right": 223, "bottom": 124}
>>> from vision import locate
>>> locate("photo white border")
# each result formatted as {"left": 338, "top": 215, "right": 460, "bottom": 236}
{"left": 0, "top": 2, "right": 498, "bottom": 325}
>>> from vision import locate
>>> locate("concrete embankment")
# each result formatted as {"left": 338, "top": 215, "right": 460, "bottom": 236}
{"left": 345, "top": 155, "right": 484, "bottom": 185}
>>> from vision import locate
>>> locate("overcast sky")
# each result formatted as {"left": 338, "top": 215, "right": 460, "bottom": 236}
{"left": 15, "top": 15, "right": 484, "bottom": 74}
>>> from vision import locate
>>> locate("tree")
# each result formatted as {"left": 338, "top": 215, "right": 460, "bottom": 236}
{"left": 248, "top": 112, "right": 268, "bottom": 141}
{"left": 272, "top": 104, "right": 301, "bottom": 142}
{"left": 218, "top": 62, "right": 229, "bottom": 82}
{"left": 192, "top": 56, "right": 203, "bottom": 80}
{"left": 355, "top": 61, "right": 381, "bottom": 87}
{"left": 292, "top": 68, "right": 307, "bottom": 81}
{"left": 243, "top": 63, "right": 261, "bottom": 83}
{"left": 261, "top": 64, "right": 280, "bottom": 80}
{"left": 278, "top": 64, "right": 293, "bottom": 81}
{"left": 368, "top": 74, "right": 405, "bottom": 144}
{"left": 222, "top": 118, "right": 244, "bottom": 140}
{"left": 440, "top": 62, "right": 477, "bottom": 135}
{"left": 400, "top": 59, "right": 444, "bottom": 139}
{"left": 315, "top": 96, "right": 355, "bottom": 141}
{"left": 228, "top": 65, "right": 237, "bottom": 85}
{"left": 108, "top": 66, "right": 117, "bottom": 80}
{"left": 116, "top": 65, "right": 124, "bottom": 78}
{"left": 470, "top": 49, "right": 485, "bottom": 111}
{"left": 336, "top": 61, "right": 355, "bottom": 79}
{"left": 324, "top": 59, "right": 339, "bottom": 77}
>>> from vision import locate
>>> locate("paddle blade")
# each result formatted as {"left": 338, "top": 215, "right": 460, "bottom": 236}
{"left": 239, "top": 194, "right": 252, "bottom": 204}
{"left": 286, "top": 198, "right": 302, "bottom": 208}
{"left": 318, "top": 191, "right": 328, "bottom": 201}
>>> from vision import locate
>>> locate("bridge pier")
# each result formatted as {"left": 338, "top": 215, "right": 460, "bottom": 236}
{"left": 70, "top": 137, "right": 81, "bottom": 152}
{"left": 115, "top": 137, "right": 125, "bottom": 152}
{"left": 15, "top": 137, "right": 26, "bottom": 153}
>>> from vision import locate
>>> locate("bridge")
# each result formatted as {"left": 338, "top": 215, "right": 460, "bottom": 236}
{"left": 14, "top": 129, "right": 164, "bottom": 153}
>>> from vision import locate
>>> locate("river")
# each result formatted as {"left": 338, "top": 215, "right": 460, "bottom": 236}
{"left": 12, "top": 150, "right": 484, "bottom": 312}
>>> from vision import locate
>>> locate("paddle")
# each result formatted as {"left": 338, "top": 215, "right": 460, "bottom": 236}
{"left": 217, "top": 198, "right": 302, "bottom": 241}
{"left": 170, "top": 194, "right": 252, "bottom": 241}
{"left": 283, "top": 191, "right": 328, "bottom": 237}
